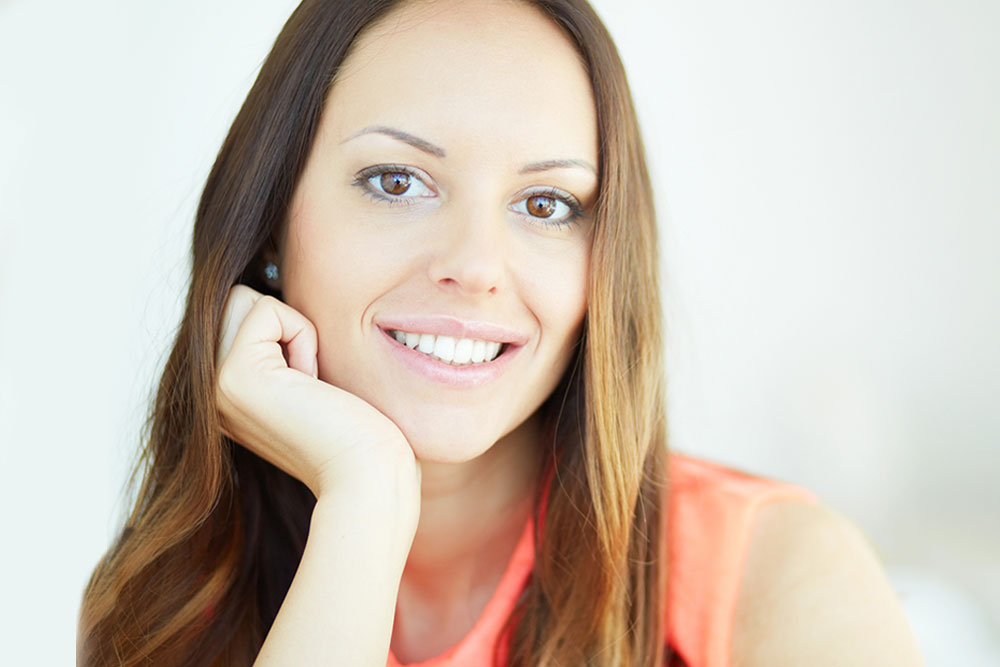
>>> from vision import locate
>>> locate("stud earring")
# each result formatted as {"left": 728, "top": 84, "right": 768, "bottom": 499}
{"left": 264, "top": 262, "right": 280, "bottom": 281}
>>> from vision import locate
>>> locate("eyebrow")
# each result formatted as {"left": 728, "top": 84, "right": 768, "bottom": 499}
{"left": 518, "top": 158, "right": 597, "bottom": 175}
{"left": 343, "top": 125, "right": 446, "bottom": 157}
{"left": 342, "top": 125, "right": 596, "bottom": 175}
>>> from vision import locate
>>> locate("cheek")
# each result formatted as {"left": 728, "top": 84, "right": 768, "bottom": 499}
{"left": 281, "top": 205, "right": 391, "bottom": 341}
{"left": 523, "top": 241, "right": 589, "bottom": 352}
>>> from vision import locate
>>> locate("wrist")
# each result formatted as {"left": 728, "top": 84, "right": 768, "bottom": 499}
{"left": 311, "top": 465, "right": 421, "bottom": 556}
{"left": 313, "top": 440, "right": 420, "bottom": 504}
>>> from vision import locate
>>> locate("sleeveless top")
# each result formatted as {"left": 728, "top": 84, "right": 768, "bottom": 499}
{"left": 386, "top": 453, "right": 817, "bottom": 667}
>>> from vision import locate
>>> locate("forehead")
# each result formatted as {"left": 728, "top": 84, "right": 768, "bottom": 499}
{"left": 323, "top": 0, "right": 597, "bottom": 163}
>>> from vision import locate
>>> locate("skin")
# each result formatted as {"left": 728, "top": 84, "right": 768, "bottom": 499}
{"left": 732, "top": 502, "right": 925, "bottom": 666}
{"left": 280, "top": 3, "right": 596, "bottom": 466}
{"left": 214, "top": 0, "right": 923, "bottom": 664}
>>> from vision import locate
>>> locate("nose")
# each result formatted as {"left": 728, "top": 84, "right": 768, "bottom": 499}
{"left": 427, "top": 209, "right": 507, "bottom": 296}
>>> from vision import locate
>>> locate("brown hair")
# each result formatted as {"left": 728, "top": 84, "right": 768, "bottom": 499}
{"left": 78, "top": 1, "right": 670, "bottom": 665}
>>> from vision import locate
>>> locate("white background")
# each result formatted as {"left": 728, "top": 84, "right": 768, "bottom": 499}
{"left": 1, "top": 0, "right": 997, "bottom": 664}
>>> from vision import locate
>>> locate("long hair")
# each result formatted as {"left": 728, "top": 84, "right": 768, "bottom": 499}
{"left": 78, "top": 1, "right": 670, "bottom": 665}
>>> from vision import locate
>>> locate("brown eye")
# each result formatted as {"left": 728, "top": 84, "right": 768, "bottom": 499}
{"left": 380, "top": 172, "right": 411, "bottom": 195}
{"left": 526, "top": 195, "right": 557, "bottom": 218}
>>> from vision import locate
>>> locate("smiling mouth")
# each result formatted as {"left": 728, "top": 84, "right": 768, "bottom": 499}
{"left": 386, "top": 329, "right": 510, "bottom": 365}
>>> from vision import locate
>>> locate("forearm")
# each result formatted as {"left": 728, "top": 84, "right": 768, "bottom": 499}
{"left": 253, "top": 493, "right": 416, "bottom": 666}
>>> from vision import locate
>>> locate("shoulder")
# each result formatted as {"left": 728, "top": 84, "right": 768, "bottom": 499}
{"left": 665, "top": 454, "right": 819, "bottom": 667}
{"left": 664, "top": 454, "right": 922, "bottom": 667}
{"left": 731, "top": 500, "right": 924, "bottom": 666}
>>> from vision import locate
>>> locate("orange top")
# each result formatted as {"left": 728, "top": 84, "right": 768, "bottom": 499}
{"left": 386, "top": 453, "right": 817, "bottom": 667}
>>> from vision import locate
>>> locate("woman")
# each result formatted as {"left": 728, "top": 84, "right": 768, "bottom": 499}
{"left": 78, "top": 0, "right": 922, "bottom": 665}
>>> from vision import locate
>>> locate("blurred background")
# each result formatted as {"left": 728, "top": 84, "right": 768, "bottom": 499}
{"left": 1, "top": 0, "right": 997, "bottom": 663}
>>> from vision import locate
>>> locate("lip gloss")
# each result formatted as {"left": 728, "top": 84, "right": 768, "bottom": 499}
{"left": 376, "top": 325, "right": 523, "bottom": 388}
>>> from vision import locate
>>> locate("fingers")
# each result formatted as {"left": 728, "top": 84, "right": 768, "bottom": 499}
{"left": 217, "top": 285, "right": 262, "bottom": 368}
{"left": 218, "top": 285, "right": 319, "bottom": 377}
{"left": 284, "top": 321, "right": 320, "bottom": 379}
{"left": 212, "top": 287, "right": 419, "bottom": 502}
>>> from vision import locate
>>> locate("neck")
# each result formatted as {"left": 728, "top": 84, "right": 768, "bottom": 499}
{"left": 391, "top": 414, "right": 545, "bottom": 661}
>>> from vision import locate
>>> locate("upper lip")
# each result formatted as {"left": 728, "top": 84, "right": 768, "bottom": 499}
{"left": 375, "top": 315, "right": 530, "bottom": 346}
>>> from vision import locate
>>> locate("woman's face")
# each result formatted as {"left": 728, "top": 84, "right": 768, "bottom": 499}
{"left": 280, "top": 0, "right": 598, "bottom": 462}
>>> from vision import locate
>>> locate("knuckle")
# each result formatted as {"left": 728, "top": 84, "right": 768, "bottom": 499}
{"left": 232, "top": 283, "right": 255, "bottom": 299}
{"left": 225, "top": 284, "right": 245, "bottom": 308}
{"left": 258, "top": 295, "right": 285, "bottom": 318}
{"left": 227, "top": 285, "right": 260, "bottom": 319}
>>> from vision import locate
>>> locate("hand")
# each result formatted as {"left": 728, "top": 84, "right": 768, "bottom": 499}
{"left": 215, "top": 285, "right": 421, "bottom": 512}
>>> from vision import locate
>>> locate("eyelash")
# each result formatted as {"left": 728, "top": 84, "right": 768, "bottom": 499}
{"left": 351, "top": 164, "right": 585, "bottom": 228}
{"left": 352, "top": 164, "right": 433, "bottom": 206}
{"left": 516, "top": 186, "right": 585, "bottom": 229}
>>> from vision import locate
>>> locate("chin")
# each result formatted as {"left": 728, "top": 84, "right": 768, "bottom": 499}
{"left": 392, "top": 415, "right": 502, "bottom": 464}
{"left": 375, "top": 396, "right": 531, "bottom": 464}
{"left": 340, "top": 374, "right": 545, "bottom": 465}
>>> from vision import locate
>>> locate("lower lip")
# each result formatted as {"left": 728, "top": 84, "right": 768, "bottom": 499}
{"left": 376, "top": 326, "right": 521, "bottom": 388}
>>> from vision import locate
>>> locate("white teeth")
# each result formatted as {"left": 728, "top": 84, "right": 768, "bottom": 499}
{"left": 417, "top": 333, "right": 436, "bottom": 354}
{"left": 432, "top": 335, "right": 456, "bottom": 363}
{"left": 388, "top": 330, "right": 506, "bottom": 365}
{"left": 471, "top": 339, "right": 486, "bottom": 363}
{"left": 453, "top": 338, "right": 473, "bottom": 364}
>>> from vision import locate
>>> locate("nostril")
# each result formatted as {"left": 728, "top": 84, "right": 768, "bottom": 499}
{"left": 427, "top": 238, "right": 507, "bottom": 295}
